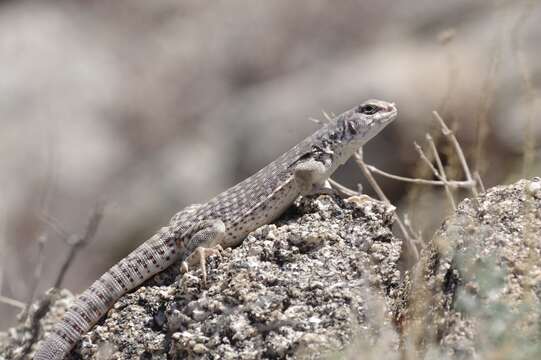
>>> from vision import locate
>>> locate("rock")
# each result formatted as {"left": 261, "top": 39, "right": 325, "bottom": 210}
{"left": 0, "top": 193, "right": 402, "bottom": 359}
{"left": 400, "top": 178, "right": 541, "bottom": 359}
{"left": 4, "top": 180, "right": 541, "bottom": 359}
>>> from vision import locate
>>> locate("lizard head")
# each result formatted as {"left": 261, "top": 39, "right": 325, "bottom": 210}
{"left": 336, "top": 99, "right": 397, "bottom": 145}
{"left": 298, "top": 100, "right": 397, "bottom": 167}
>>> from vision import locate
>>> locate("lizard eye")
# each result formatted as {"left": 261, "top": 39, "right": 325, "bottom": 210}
{"left": 357, "top": 104, "right": 379, "bottom": 115}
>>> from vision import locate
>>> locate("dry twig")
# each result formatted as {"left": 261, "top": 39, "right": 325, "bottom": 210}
{"left": 49, "top": 203, "right": 106, "bottom": 288}
{"left": 0, "top": 294, "right": 26, "bottom": 310}
{"left": 25, "top": 234, "right": 47, "bottom": 308}
{"left": 474, "top": 171, "right": 486, "bottom": 193}
{"left": 328, "top": 178, "right": 360, "bottom": 198}
{"left": 365, "top": 164, "right": 475, "bottom": 188}
{"left": 432, "top": 111, "right": 479, "bottom": 198}
{"left": 426, "top": 134, "right": 456, "bottom": 209}
{"left": 349, "top": 110, "right": 481, "bottom": 263}
{"left": 19, "top": 203, "right": 107, "bottom": 355}
{"left": 354, "top": 149, "right": 419, "bottom": 262}
{"left": 364, "top": 114, "right": 478, "bottom": 200}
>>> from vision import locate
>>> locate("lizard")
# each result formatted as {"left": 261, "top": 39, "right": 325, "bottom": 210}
{"left": 34, "top": 99, "right": 397, "bottom": 360}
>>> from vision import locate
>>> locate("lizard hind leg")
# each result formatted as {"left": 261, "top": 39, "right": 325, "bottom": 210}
{"left": 179, "top": 219, "right": 225, "bottom": 285}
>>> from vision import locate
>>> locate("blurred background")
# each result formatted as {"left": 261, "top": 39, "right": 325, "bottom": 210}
{"left": 1, "top": 0, "right": 539, "bottom": 329}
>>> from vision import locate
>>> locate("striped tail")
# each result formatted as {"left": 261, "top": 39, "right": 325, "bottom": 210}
{"left": 34, "top": 226, "right": 180, "bottom": 360}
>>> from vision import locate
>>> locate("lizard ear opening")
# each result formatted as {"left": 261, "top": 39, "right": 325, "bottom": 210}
{"left": 346, "top": 121, "right": 358, "bottom": 135}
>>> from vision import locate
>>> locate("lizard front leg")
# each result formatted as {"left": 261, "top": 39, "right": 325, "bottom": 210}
{"left": 293, "top": 157, "right": 335, "bottom": 196}
{"left": 178, "top": 219, "right": 225, "bottom": 285}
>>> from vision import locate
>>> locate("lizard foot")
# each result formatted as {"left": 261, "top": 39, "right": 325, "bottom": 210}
{"left": 180, "top": 244, "right": 223, "bottom": 286}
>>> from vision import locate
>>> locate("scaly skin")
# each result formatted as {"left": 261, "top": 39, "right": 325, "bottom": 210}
{"left": 34, "top": 99, "right": 397, "bottom": 359}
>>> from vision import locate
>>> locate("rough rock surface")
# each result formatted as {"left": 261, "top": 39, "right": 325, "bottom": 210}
{"left": 400, "top": 178, "right": 541, "bottom": 359}
{"left": 6, "top": 179, "right": 539, "bottom": 360}
{"left": 1, "top": 194, "right": 402, "bottom": 359}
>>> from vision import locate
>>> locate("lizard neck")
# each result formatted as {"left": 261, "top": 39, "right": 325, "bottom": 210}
{"left": 328, "top": 140, "right": 363, "bottom": 172}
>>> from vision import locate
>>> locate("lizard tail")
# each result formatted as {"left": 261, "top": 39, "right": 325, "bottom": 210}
{"left": 34, "top": 227, "right": 179, "bottom": 360}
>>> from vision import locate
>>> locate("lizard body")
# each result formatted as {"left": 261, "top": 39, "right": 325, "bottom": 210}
{"left": 34, "top": 99, "right": 397, "bottom": 359}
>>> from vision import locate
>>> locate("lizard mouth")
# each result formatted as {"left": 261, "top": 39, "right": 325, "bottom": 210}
{"left": 385, "top": 103, "right": 398, "bottom": 120}
{"left": 385, "top": 102, "right": 397, "bottom": 114}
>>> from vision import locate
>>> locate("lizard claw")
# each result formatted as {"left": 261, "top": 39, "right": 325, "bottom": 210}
{"left": 180, "top": 244, "right": 223, "bottom": 286}
{"left": 180, "top": 261, "right": 189, "bottom": 274}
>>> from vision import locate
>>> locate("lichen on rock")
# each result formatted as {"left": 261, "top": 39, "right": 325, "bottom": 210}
{"left": 401, "top": 178, "right": 541, "bottom": 359}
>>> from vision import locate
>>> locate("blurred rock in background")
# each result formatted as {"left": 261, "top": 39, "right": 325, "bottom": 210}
{"left": 0, "top": 0, "right": 539, "bottom": 329}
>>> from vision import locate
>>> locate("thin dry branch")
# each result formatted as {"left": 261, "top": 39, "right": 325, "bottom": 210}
{"left": 20, "top": 232, "right": 47, "bottom": 323}
{"left": 21, "top": 288, "right": 58, "bottom": 358}
{"left": 21, "top": 203, "right": 106, "bottom": 342}
{"left": 474, "top": 171, "right": 486, "bottom": 193}
{"left": 20, "top": 127, "right": 61, "bottom": 317}
{"left": 414, "top": 142, "right": 442, "bottom": 180}
{"left": 25, "top": 234, "right": 47, "bottom": 308}
{"left": 39, "top": 213, "right": 71, "bottom": 242}
{"left": 432, "top": 111, "right": 479, "bottom": 198}
{"left": 426, "top": 134, "right": 456, "bottom": 210}
{"left": 354, "top": 149, "right": 419, "bottom": 262}
{"left": 53, "top": 203, "right": 106, "bottom": 288}
{"left": 414, "top": 137, "right": 467, "bottom": 210}
{"left": 349, "top": 110, "right": 478, "bottom": 263}
{"left": 365, "top": 164, "right": 475, "bottom": 188}
{"left": 355, "top": 149, "right": 391, "bottom": 203}
{"left": 328, "top": 178, "right": 360, "bottom": 197}
{"left": 0, "top": 294, "right": 26, "bottom": 310}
